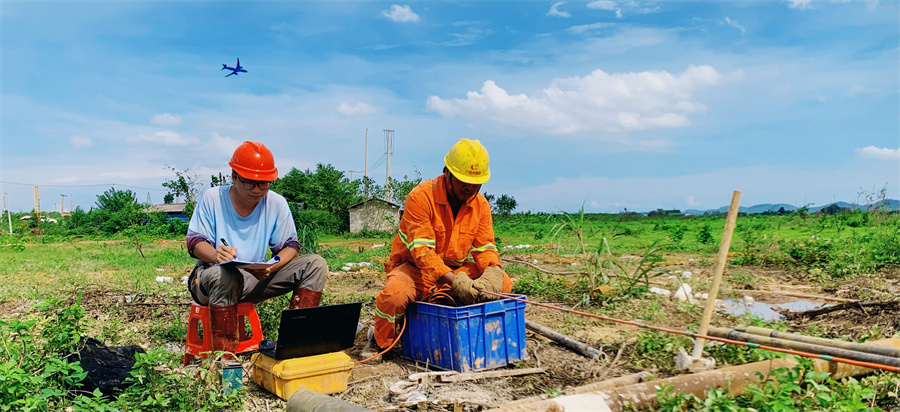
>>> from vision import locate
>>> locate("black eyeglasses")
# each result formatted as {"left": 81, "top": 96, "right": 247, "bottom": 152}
{"left": 235, "top": 175, "right": 272, "bottom": 190}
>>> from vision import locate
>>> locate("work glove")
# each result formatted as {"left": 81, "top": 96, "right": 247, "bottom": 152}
{"left": 450, "top": 273, "right": 479, "bottom": 306}
{"left": 473, "top": 266, "right": 505, "bottom": 302}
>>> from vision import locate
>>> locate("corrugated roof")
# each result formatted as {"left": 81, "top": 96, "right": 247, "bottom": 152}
{"left": 146, "top": 203, "right": 188, "bottom": 213}
{"left": 348, "top": 198, "right": 401, "bottom": 209}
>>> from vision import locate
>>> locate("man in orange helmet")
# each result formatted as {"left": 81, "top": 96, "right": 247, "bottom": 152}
{"left": 186, "top": 141, "right": 328, "bottom": 359}
{"left": 366, "top": 138, "right": 512, "bottom": 356}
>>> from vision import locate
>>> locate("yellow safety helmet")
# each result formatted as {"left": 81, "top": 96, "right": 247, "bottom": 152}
{"left": 444, "top": 138, "right": 490, "bottom": 184}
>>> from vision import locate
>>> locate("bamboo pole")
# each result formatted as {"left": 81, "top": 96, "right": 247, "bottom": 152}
{"left": 708, "top": 327, "right": 900, "bottom": 367}
{"left": 736, "top": 326, "right": 900, "bottom": 358}
{"left": 692, "top": 190, "right": 741, "bottom": 358}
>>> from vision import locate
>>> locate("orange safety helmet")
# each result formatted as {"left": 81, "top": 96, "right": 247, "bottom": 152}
{"left": 229, "top": 141, "right": 278, "bottom": 181}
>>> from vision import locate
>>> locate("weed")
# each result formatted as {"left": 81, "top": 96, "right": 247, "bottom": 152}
{"left": 697, "top": 222, "right": 714, "bottom": 245}
{"left": 653, "top": 358, "right": 884, "bottom": 411}
{"left": 632, "top": 330, "right": 690, "bottom": 370}
{"left": 149, "top": 319, "right": 188, "bottom": 344}
{"left": 512, "top": 273, "right": 570, "bottom": 301}
{"left": 546, "top": 202, "right": 592, "bottom": 257}
{"left": 0, "top": 298, "right": 237, "bottom": 411}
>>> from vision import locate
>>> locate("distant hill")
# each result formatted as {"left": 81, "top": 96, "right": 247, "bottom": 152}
{"left": 682, "top": 199, "right": 899, "bottom": 216}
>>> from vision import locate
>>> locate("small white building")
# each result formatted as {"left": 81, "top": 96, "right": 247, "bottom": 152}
{"left": 348, "top": 199, "right": 401, "bottom": 233}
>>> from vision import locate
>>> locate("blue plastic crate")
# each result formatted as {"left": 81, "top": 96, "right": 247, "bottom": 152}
{"left": 401, "top": 295, "right": 528, "bottom": 372}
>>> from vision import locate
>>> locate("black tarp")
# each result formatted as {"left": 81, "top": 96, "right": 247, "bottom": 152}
{"left": 65, "top": 337, "right": 145, "bottom": 397}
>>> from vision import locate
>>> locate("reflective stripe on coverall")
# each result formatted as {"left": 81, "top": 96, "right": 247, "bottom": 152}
{"left": 373, "top": 174, "right": 512, "bottom": 349}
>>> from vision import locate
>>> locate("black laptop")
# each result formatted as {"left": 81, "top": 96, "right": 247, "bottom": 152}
{"left": 261, "top": 302, "right": 363, "bottom": 360}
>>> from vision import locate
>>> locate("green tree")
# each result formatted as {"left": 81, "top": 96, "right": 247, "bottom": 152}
{"left": 161, "top": 165, "right": 202, "bottom": 204}
{"left": 93, "top": 187, "right": 145, "bottom": 234}
{"left": 210, "top": 172, "right": 232, "bottom": 187}
{"left": 272, "top": 164, "right": 362, "bottom": 234}
{"left": 387, "top": 173, "right": 422, "bottom": 205}
{"left": 495, "top": 194, "right": 518, "bottom": 216}
{"left": 163, "top": 193, "right": 175, "bottom": 204}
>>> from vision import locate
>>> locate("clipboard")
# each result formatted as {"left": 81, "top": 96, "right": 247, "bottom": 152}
{"left": 216, "top": 256, "right": 281, "bottom": 270}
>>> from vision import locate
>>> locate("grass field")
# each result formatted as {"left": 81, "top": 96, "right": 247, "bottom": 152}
{"left": 1, "top": 210, "right": 898, "bottom": 410}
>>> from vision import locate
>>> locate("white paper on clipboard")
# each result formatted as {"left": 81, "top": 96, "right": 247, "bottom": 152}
{"left": 216, "top": 255, "right": 281, "bottom": 270}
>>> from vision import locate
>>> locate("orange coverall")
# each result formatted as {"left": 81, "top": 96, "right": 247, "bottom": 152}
{"left": 373, "top": 174, "right": 512, "bottom": 348}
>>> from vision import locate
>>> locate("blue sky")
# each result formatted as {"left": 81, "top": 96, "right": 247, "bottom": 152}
{"left": 1, "top": 0, "right": 897, "bottom": 214}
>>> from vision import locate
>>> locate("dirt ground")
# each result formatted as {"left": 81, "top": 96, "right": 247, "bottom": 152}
{"left": 51, "top": 251, "right": 900, "bottom": 411}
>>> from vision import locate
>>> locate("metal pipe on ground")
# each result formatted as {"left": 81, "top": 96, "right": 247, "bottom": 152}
{"left": 493, "top": 337, "right": 900, "bottom": 412}
{"left": 525, "top": 321, "right": 603, "bottom": 359}
{"left": 708, "top": 327, "right": 900, "bottom": 368}
{"left": 737, "top": 326, "right": 900, "bottom": 358}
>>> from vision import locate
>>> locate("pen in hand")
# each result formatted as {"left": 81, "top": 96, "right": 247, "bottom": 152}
{"left": 219, "top": 238, "right": 236, "bottom": 262}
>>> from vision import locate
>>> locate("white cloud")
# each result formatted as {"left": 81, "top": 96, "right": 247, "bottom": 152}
{"left": 587, "top": 0, "right": 617, "bottom": 10}
{"left": 548, "top": 2, "right": 571, "bottom": 18}
{"left": 128, "top": 130, "right": 198, "bottom": 146}
{"left": 856, "top": 146, "right": 900, "bottom": 160}
{"left": 723, "top": 16, "right": 746, "bottom": 35}
{"left": 616, "top": 9, "right": 623, "bottom": 18}
{"left": 382, "top": 5, "right": 420, "bottom": 23}
{"left": 787, "top": 0, "right": 814, "bottom": 9}
{"left": 337, "top": 102, "right": 376, "bottom": 117}
{"left": 210, "top": 132, "right": 240, "bottom": 155}
{"left": 70, "top": 135, "right": 92, "bottom": 148}
{"left": 151, "top": 113, "right": 182, "bottom": 126}
{"left": 845, "top": 85, "right": 876, "bottom": 96}
{"left": 426, "top": 65, "right": 742, "bottom": 137}
{"left": 567, "top": 22, "right": 615, "bottom": 34}
{"left": 440, "top": 26, "right": 494, "bottom": 47}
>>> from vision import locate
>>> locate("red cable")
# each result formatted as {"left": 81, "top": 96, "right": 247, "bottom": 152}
{"left": 354, "top": 316, "right": 407, "bottom": 365}
{"left": 480, "top": 290, "right": 900, "bottom": 373}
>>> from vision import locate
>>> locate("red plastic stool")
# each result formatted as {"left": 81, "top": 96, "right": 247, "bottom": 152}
{"left": 182, "top": 302, "right": 263, "bottom": 365}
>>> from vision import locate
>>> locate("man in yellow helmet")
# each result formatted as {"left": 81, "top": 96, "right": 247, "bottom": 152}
{"left": 369, "top": 138, "right": 512, "bottom": 353}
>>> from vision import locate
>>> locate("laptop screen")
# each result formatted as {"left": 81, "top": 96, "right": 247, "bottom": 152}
{"left": 272, "top": 302, "right": 363, "bottom": 359}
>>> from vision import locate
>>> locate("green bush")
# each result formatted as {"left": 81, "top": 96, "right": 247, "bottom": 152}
{"left": 653, "top": 358, "right": 883, "bottom": 411}
{"left": 0, "top": 297, "right": 239, "bottom": 411}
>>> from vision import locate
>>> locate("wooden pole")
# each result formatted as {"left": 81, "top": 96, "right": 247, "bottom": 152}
{"left": 692, "top": 190, "right": 741, "bottom": 358}
{"left": 33, "top": 186, "right": 41, "bottom": 228}
{"left": 4, "top": 193, "right": 11, "bottom": 234}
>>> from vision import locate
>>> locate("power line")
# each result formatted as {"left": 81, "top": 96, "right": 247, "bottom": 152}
{"left": 0, "top": 180, "right": 167, "bottom": 191}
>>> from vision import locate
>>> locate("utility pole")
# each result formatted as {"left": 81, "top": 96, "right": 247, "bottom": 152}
{"left": 34, "top": 186, "right": 41, "bottom": 231}
{"left": 34, "top": 186, "right": 40, "bottom": 221}
{"left": 4, "top": 193, "right": 12, "bottom": 234}
{"left": 384, "top": 129, "right": 394, "bottom": 203}
{"left": 364, "top": 129, "right": 369, "bottom": 200}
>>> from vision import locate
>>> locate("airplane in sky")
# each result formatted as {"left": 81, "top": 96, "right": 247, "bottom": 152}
{"left": 221, "top": 58, "right": 247, "bottom": 78}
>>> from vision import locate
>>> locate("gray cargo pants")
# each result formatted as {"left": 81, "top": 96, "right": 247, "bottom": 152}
{"left": 188, "top": 254, "right": 328, "bottom": 306}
